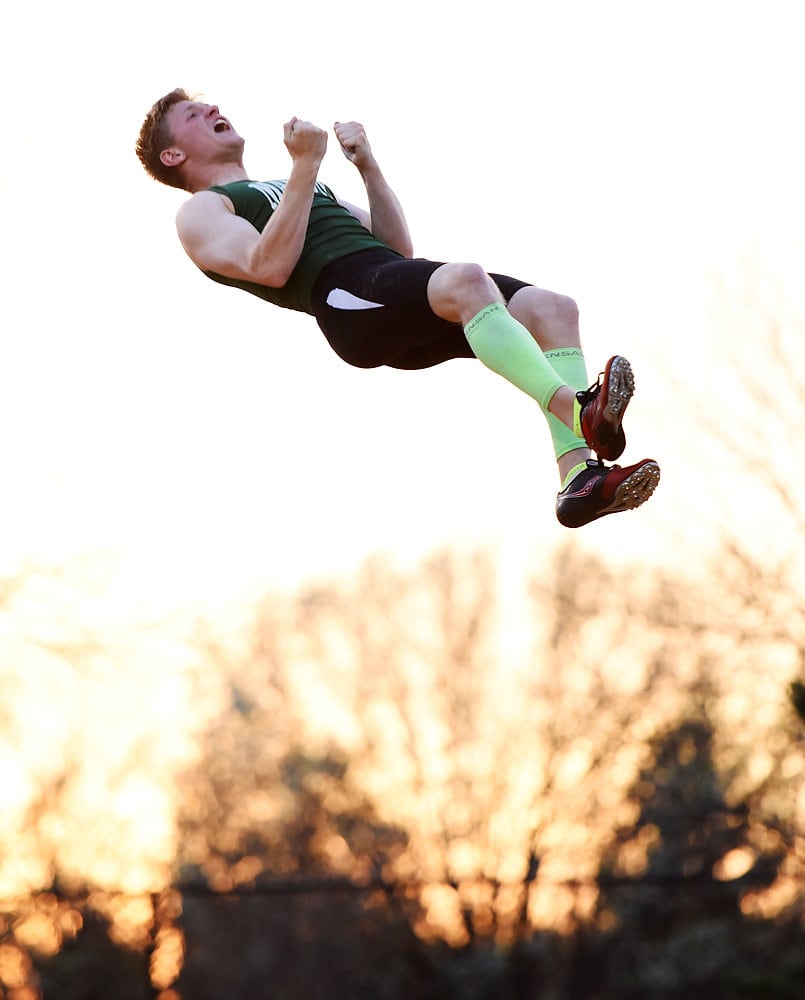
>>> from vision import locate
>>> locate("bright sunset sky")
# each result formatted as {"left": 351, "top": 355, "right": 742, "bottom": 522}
{"left": 3, "top": 0, "right": 803, "bottom": 618}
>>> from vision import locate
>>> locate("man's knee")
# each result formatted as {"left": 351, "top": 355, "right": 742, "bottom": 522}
{"left": 428, "top": 262, "right": 502, "bottom": 323}
{"left": 548, "top": 292, "right": 579, "bottom": 331}
{"left": 511, "top": 287, "right": 580, "bottom": 339}
{"left": 453, "top": 262, "right": 501, "bottom": 302}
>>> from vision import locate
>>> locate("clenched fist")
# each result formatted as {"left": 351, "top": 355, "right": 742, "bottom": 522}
{"left": 334, "top": 121, "right": 374, "bottom": 169}
{"left": 284, "top": 117, "right": 327, "bottom": 165}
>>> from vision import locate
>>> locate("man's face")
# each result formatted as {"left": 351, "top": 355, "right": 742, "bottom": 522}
{"left": 163, "top": 100, "right": 244, "bottom": 164}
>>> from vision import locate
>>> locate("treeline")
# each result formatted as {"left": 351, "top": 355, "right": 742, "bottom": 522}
{"left": 2, "top": 542, "right": 804, "bottom": 999}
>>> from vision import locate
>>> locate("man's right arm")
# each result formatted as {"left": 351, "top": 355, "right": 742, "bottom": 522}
{"left": 176, "top": 119, "right": 328, "bottom": 287}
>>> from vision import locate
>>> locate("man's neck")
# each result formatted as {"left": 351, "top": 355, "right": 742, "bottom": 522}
{"left": 188, "top": 162, "right": 250, "bottom": 193}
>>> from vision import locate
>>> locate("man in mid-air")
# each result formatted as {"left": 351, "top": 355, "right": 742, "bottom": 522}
{"left": 136, "top": 89, "right": 659, "bottom": 527}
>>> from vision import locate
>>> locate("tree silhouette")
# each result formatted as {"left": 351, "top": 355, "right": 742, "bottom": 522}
{"left": 586, "top": 707, "right": 804, "bottom": 999}
{"left": 2, "top": 530, "right": 804, "bottom": 998}
{"left": 687, "top": 259, "right": 805, "bottom": 725}
{"left": 172, "top": 701, "right": 439, "bottom": 999}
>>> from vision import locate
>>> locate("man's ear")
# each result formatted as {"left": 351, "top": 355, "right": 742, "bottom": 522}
{"left": 159, "top": 148, "right": 187, "bottom": 168}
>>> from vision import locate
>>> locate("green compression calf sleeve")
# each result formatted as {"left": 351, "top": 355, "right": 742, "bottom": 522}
{"left": 543, "top": 347, "right": 589, "bottom": 459}
{"left": 464, "top": 303, "right": 566, "bottom": 411}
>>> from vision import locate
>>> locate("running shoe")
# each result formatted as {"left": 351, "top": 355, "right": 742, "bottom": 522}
{"left": 556, "top": 458, "right": 660, "bottom": 528}
{"left": 577, "top": 355, "right": 634, "bottom": 461}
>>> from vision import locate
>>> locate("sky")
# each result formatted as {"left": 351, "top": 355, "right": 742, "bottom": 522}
{"left": 2, "top": 0, "right": 804, "bottom": 624}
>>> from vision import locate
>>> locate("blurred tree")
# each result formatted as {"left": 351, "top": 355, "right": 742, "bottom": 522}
{"left": 583, "top": 705, "right": 805, "bottom": 999}
{"left": 34, "top": 902, "right": 153, "bottom": 1000}
{"left": 172, "top": 690, "right": 440, "bottom": 998}
{"left": 686, "top": 258, "right": 805, "bottom": 726}
{"left": 790, "top": 680, "right": 805, "bottom": 724}
{"left": 254, "top": 548, "right": 699, "bottom": 948}
{"left": 168, "top": 546, "right": 728, "bottom": 997}
{"left": 2, "top": 504, "right": 802, "bottom": 997}
{"left": 703, "top": 258, "right": 805, "bottom": 541}
{"left": 0, "top": 560, "right": 212, "bottom": 999}
{"left": 686, "top": 264, "right": 805, "bottom": 959}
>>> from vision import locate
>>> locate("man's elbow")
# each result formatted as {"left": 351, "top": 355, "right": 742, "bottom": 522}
{"left": 247, "top": 253, "right": 294, "bottom": 288}
{"left": 260, "top": 264, "right": 293, "bottom": 288}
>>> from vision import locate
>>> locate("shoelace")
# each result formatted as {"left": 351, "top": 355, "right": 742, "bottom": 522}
{"left": 576, "top": 371, "right": 604, "bottom": 406}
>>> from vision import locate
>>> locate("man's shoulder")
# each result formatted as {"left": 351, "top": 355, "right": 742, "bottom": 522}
{"left": 176, "top": 189, "right": 234, "bottom": 225}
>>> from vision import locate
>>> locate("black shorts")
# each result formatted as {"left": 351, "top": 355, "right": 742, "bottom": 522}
{"left": 310, "top": 248, "right": 530, "bottom": 370}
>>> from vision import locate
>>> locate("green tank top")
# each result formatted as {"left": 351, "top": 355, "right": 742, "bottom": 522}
{"left": 204, "top": 179, "right": 395, "bottom": 314}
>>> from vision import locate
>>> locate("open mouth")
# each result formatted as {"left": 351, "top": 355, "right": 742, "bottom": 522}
{"left": 213, "top": 118, "right": 230, "bottom": 133}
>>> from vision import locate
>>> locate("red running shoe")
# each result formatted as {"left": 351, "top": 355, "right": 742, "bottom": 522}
{"left": 556, "top": 458, "right": 660, "bottom": 528}
{"left": 577, "top": 355, "right": 634, "bottom": 461}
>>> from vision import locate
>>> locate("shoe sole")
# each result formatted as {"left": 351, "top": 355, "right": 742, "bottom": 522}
{"left": 602, "top": 356, "right": 635, "bottom": 431}
{"left": 598, "top": 460, "right": 660, "bottom": 519}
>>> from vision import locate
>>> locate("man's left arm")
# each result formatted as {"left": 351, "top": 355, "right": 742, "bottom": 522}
{"left": 334, "top": 121, "right": 414, "bottom": 258}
